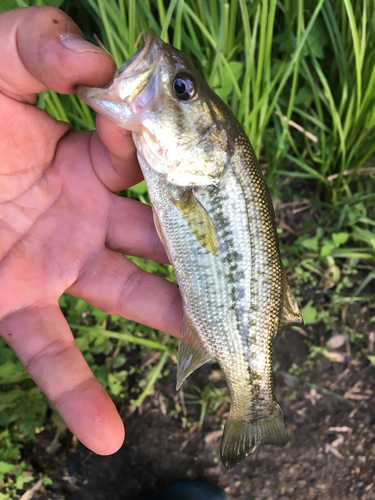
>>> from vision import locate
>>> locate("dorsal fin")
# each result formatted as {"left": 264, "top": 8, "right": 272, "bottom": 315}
{"left": 173, "top": 191, "right": 219, "bottom": 256}
{"left": 277, "top": 264, "right": 303, "bottom": 334}
{"left": 176, "top": 311, "right": 213, "bottom": 390}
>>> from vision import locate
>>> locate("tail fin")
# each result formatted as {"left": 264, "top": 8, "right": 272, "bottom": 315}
{"left": 220, "top": 405, "right": 288, "bottom": 469}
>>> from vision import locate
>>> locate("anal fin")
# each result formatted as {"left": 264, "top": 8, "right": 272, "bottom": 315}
{"left": 177, "top": 311, "right": 212, "bottom": 390}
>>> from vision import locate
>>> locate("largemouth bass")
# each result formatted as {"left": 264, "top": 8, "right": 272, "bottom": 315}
{"left": 78, "top": 30, "right": 302, "bottom": 469}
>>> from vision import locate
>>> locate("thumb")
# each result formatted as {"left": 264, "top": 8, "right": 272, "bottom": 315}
{"left": 0, "top": 6, "right": 115, "bottom": 103}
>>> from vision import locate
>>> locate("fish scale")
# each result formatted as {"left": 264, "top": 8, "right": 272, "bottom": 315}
{"left": 77, "top": 28, "right": 302, "bottom": 470}
{"left": 142, "top": 145, "right": 281, "bottom": 440}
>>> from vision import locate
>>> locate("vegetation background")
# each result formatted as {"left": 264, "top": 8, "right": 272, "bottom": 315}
{"left": 0, "top": 0, "right": 374, "bottom": 498}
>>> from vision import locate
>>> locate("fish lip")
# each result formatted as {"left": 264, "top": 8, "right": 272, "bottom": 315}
{"left": 76, "top": 28, "right": 162, "bottom": 110}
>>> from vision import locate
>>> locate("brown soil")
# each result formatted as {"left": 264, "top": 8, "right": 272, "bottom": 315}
{"left": 29, "top": 325, "right": 375, "bottom": 500}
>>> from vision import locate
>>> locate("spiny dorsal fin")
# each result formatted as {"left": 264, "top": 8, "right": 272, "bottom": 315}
{"left": 176, "top": 311, "right": 213, "bottom": 390}
{"left": 173, "top": 191, "right": 219, "bottom": 256}
{"left": 278, "top": 264, "right": 303, "bottom": 334}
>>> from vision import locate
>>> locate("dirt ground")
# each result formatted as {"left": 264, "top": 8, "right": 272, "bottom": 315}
{"left": 27, "top": 322, "right": 375, "bottom": 500}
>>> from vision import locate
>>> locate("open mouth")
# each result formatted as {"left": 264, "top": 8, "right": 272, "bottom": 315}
{"left": 76, "top": 29, "right": 161, "bottom": 125}
{"left": 114, "top": 28, "right": 158, "bottom": 80}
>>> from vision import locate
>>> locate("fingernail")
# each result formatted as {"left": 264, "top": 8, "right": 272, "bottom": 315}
{"left": 60, "top": 34, "right": 104, "bottom": 53}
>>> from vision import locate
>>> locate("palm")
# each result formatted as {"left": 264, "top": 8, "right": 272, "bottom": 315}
{"left": 2, "top": 127, "right": 109, "bottom": 305}
{"left": 0, "top": 6, "right": 181, "bottom": 455}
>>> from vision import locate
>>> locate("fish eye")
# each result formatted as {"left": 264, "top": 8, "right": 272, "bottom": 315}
{"left": 172, "top": 74, "right": 195, "bottom": 101}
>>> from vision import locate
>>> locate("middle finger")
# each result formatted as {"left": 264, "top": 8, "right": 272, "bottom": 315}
{"left": 106, "top": 194, "right": 169, "bottom": 264}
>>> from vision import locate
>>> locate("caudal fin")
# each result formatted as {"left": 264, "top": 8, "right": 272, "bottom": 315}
{"left": 220, "top": 406, "right": 288, "bottom": 469}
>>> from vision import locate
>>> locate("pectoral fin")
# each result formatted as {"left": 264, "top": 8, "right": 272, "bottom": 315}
{"left": 176, "top": 311, "right": 213, "bottom": 390}
{"left": 152, "top": 208, "right": 172, "bottom": 262}
{"left": 278, "top": 264, "right": 303, "bottom": 333}
{"left": 173, "top": 191, "right": 219, "bottom": 256}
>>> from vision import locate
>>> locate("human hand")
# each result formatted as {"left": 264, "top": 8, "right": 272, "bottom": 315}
{"left": 0, "top": 6, "right": 182, "bottom": 455}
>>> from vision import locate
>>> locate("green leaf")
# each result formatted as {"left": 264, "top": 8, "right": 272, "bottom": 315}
{"left": 0, "top": 360, "right": 19, "bottom": 378}
{"left": 0, "top": 461, "right": 16, "bottom": 473}
{"left": 302, "top": 236, "right": 319, "bottom": 252}
{"left": 15, "top": 473, "right": 34, "bottom": 489}
{"left": 294, "top": 85, "right": 314, "bottom": 107}
{"left": 108, "top": 375, "right": 121, "bottom": 396}
{"left": 92, "top": 308, "right": 108, "bottom": 324}
{"left": 213, "top": 61, "right": 243, "bottom": 100}
{"left": 214, "top": 86, "right": 232, "bottom": 100}
{"left": 75, "top": 336, "right": 91, "bottom": 352}
{"left": 301, "top": 301, "right": 317, "bottom": 325}
{"left": 305, "top": 18, "right": 329, "bottom": 59}
{"left": 332, "top": 232, "right": 349, "bottom": 247}
{"left": 320, "top": 242, "right": 335, "bottom": 258}
{"left": 273, "top": 33, "right": 294, "bottom": 53}
{"left": 112, "top": 355, "right": 126, "bottom": 368}
{"left": 353, "top": 229, "right": 375, "bottom": 251}
{"left": 92, "top": 337, "right": 113, "bottom": 356}
{"left": 0, "top": 430, "right": 22, "bottom": 462}
{"left": 227, "top": 61, "right": 243, "bottom": 81}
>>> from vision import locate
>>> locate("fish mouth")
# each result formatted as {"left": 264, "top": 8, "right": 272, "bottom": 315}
{"left": 76, "top": 29, "right": 162, "bottom": 131}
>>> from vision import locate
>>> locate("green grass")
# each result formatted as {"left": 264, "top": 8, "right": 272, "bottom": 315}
{"left": 0, "top": 0, "right": 374, "bottom": 496}
{"left": 9, "top": 0, "right": 373, "bottom": 200}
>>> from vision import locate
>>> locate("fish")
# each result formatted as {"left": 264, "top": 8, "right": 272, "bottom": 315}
{"left": 77, "top": 29, "right": 302, "bottom": 470}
